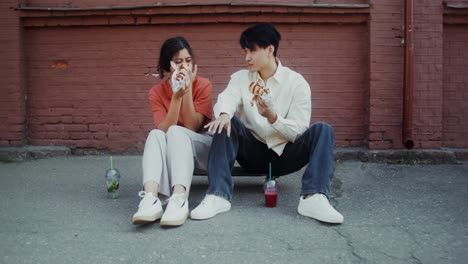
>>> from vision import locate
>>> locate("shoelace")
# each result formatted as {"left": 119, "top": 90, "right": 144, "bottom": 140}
{"left": 137, "top": 191, "right": 158, "bottom": 208}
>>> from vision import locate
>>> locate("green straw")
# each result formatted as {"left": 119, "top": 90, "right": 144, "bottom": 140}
{"left": 269, "top": 162, "right": 272, "bottom": 182}
{"left": 110, "top": 155, "right": 113, "bottom": 170}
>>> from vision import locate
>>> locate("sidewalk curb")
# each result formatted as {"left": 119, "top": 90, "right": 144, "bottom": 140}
{"left": 1, "top": 146, "right": 466, "bottom": 164}
{"left": 0, "top": 146, "right": 70, "bottom": 162}
{"left": 335, "top": 148, "right": 463, "bottom": 164}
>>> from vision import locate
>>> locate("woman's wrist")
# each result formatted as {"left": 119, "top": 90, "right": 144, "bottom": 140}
{"left": 172, "top": 93, "right": 183, "bottom": 102}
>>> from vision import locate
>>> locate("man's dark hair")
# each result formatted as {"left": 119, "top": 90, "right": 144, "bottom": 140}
{"left": 157, "top": 36, "right": 194, "bottom": 79}
{"left": 240, "top": 23, "right": 282, "bottom": 57}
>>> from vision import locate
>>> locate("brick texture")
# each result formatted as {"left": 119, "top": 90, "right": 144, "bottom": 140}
{"left": 25, "top": 0, "right": 368, "bottom": 8}
{"left": 368, "top": 0, "right": 450, "bottom": 149}
{"left": 412, "top": 0, "right": 444, "bottom": 149}
{"left": 2, "top": 0, "right": 468, "bottom": 152}
{"left": 443, "top": 25, "right": 468, "bottom": 148}
{"left": 0, "top": 1, "right": 25, "bottom": 147}
{"left": 368, "top": 0, "right": 405, "bottom": 149}
{"left": 25, "top": 23, "right": 368, "bottom": 151}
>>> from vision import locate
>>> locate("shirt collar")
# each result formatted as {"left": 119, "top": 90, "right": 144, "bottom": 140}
{"left": 252, "top": 58, "right": 285, "bottom": 85}
{"left": 271, "top": 58, "right": 286, "bottom": 84}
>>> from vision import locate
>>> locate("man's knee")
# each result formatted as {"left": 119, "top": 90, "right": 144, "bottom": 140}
{"left": 212, "top": 127, "right": 229, "bottom": 141}
{"left": 311, "top": 121, "right": 334, "bottom": 135}
{"left": 230, "top": 116, "right": 242, "bottom": 127}
{"left": 228, "top": 116, "right": 246, "bottom": 136}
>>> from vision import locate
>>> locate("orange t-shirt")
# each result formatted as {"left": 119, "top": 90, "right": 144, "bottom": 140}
{"left": 148, "top": 76, "right": 213, "bottom": 131}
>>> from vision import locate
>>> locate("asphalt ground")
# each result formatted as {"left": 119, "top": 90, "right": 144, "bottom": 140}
{"left": 0, "top": 155, "right": 467, "bottom": 264}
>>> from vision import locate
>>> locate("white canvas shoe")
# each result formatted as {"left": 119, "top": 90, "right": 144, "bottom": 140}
{"left": 160, "top": 193, "right": 189, "bottom": 227}
{"left": 298, "top": 194, "right": 344, "bottom": 224}
{"left": 132, "top": 191, "right": 163, "bottom": 224}
{"left": 190, "top": 195, "right": 231, "bottom": 220}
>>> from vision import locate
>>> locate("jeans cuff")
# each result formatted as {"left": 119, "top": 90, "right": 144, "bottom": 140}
{"left": 301, "top": 188, "right": 330, "bottom": 199}
{"left": 207, "top": 191, "right": 232, "bottom": 202}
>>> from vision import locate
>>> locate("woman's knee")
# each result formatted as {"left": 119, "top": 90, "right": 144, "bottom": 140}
{"left": 147, "top": 129, "right": 166, "bottom": 142}
{"left": 166, "top": 125, "right": 188, "bottom": 140}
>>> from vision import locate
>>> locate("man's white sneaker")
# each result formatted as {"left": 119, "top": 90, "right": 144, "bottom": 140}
{"left": 190, "top": 195, "right": 231, "bottom": 220}
{"left": 298, "top": 194, "right": 344, "bottom": 224}
{"left": 132, "top": 191, "right": 163, "bottom": 224}
{"left": 160, "top": 193, "right": 189, "bottom": 227}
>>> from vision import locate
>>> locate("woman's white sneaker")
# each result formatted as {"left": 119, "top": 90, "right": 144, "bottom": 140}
{"left": 132, "top": 191, "right": 163, "bottom": 225}
{"left": 160, "top": 193, "right": 189, "bottom": 227}
{"left": 298, "top": 194, "right": 344, "bottom": 224}
{"left": 190, "top": 195, "right": 231, "bottom": 220}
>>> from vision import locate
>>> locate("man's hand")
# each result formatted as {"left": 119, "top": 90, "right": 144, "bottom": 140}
{"left": 255, "top": 96, "right": 277, "bottom": 124}
{"left": 204, "top": 113, "right": 231, "bottom": 137}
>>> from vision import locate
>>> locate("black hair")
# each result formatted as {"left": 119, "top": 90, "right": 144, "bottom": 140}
{"left": 157, "top": 36, "right": 194, "bottom": 79}
{"left": 240, "top": 23, "right": 282, "bottom": 57}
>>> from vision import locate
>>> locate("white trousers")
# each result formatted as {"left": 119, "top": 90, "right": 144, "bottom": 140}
{"left": 142, "top": 125, "right": 212, "bottom": 198}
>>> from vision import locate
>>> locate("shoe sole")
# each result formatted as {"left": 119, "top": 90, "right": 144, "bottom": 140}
{"left": 132, "top": 211, "right": 163, "bottom": 225}
{"left": 160, "top": 211, "right": 189, "bottom": 227}
{"left": 297, "top": 207, "right": 344, "bottom": 224}
{"left": 190, "top": 205, "right": 231, "bottom": 220}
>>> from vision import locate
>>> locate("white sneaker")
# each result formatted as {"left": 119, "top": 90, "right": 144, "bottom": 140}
{"left": 298, "top": 194, "right": 344, "bottom": 224}
{"left": 190, "top": 195, "right": 231, "bottom": 220}
{"left": 132, "top": 191, "right": 163, "bottom": 224}
{"left": 160, "top": 193, "right": 189, "bottom": 227}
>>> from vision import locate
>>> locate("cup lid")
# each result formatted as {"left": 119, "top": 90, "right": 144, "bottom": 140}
{"left": 266, "top": 180, "right": 276, "bottom": 188}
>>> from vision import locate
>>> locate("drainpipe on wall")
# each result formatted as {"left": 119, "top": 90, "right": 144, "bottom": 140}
{"left": 403, "top": 0, "right": 415, "bottom": 149}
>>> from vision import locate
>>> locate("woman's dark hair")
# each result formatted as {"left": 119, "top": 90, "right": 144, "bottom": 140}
{"left": 240, "top": 23, "right": 282, "bottom": 57}
{"left": 157, "top": 36, "right": 194, "bottom": 79}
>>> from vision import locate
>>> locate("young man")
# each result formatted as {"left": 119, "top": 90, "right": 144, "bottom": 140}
{"left": 190, "top": 23, "right": 343, "bottom": 224}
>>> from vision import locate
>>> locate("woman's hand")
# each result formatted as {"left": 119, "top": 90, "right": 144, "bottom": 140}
{"left": 172, "top": 64, "right": 197, "bottom": 100}
{"left": 171, "top": 66, "right": 186, "bottom": 98}
{"left": 180, "top": 64, "right": 197, "bottom": 91}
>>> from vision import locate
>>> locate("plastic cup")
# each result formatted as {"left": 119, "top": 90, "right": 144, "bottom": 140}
{"left": 265, "top": 189, "right": 278, "bottom": 207}
{"left": 105, "top": 168, "right": 120, "bottom": 199}
{"left": 264, "top": 180, "right": 278, "bottom": 207}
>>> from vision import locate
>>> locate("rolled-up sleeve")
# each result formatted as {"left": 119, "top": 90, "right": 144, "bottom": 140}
{"left": 271, "top": 79, "right": 311, "bottom": 142}
{"left": 213, "top": 72, "right": 243, "bottom": 119}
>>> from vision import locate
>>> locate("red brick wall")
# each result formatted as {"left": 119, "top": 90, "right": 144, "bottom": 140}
{"left": 443, "top": 25, "right": 468, "bottom": 148}
{"left": 368, "top": 0, "right": 453, "bottom": 149}
{"left": 295, "top": 25, "right": 368, "bottom": 147}
{"left": 25, "top": 0, "right": 368, "bottom": 8}
{"left": 2, "top": 0, "right": 468, "bottom": 152}
{"left": 412, "top": 0, "right": 444, "bottom": 149}
{"left": 368, "top": 0, "right": 405, "bottom": 149}
{"left": 25, "top": 23, "right": 368, "bottom": 151}
{"left": 25, "top": 27, "right": 155, "bottom": 152}
{"left": 0, "top": 1, "right": 25, "bottom": 147}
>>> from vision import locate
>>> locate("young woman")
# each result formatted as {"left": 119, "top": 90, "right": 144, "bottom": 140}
{"left": 132, "top": 36, "right": 213, "bottom": 227}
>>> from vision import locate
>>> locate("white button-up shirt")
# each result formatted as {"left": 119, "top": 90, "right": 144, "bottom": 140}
{"left": 214, "top": 60, "right": 311, "bottom": 156}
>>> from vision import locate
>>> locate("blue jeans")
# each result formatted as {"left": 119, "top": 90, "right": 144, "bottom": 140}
{"left": 207, "top": 117, "right": 335, "bottom": 202}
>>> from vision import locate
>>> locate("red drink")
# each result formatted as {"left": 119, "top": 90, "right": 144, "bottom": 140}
{"left": 265, "top": 190, "right": 278, "bottom": 207}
